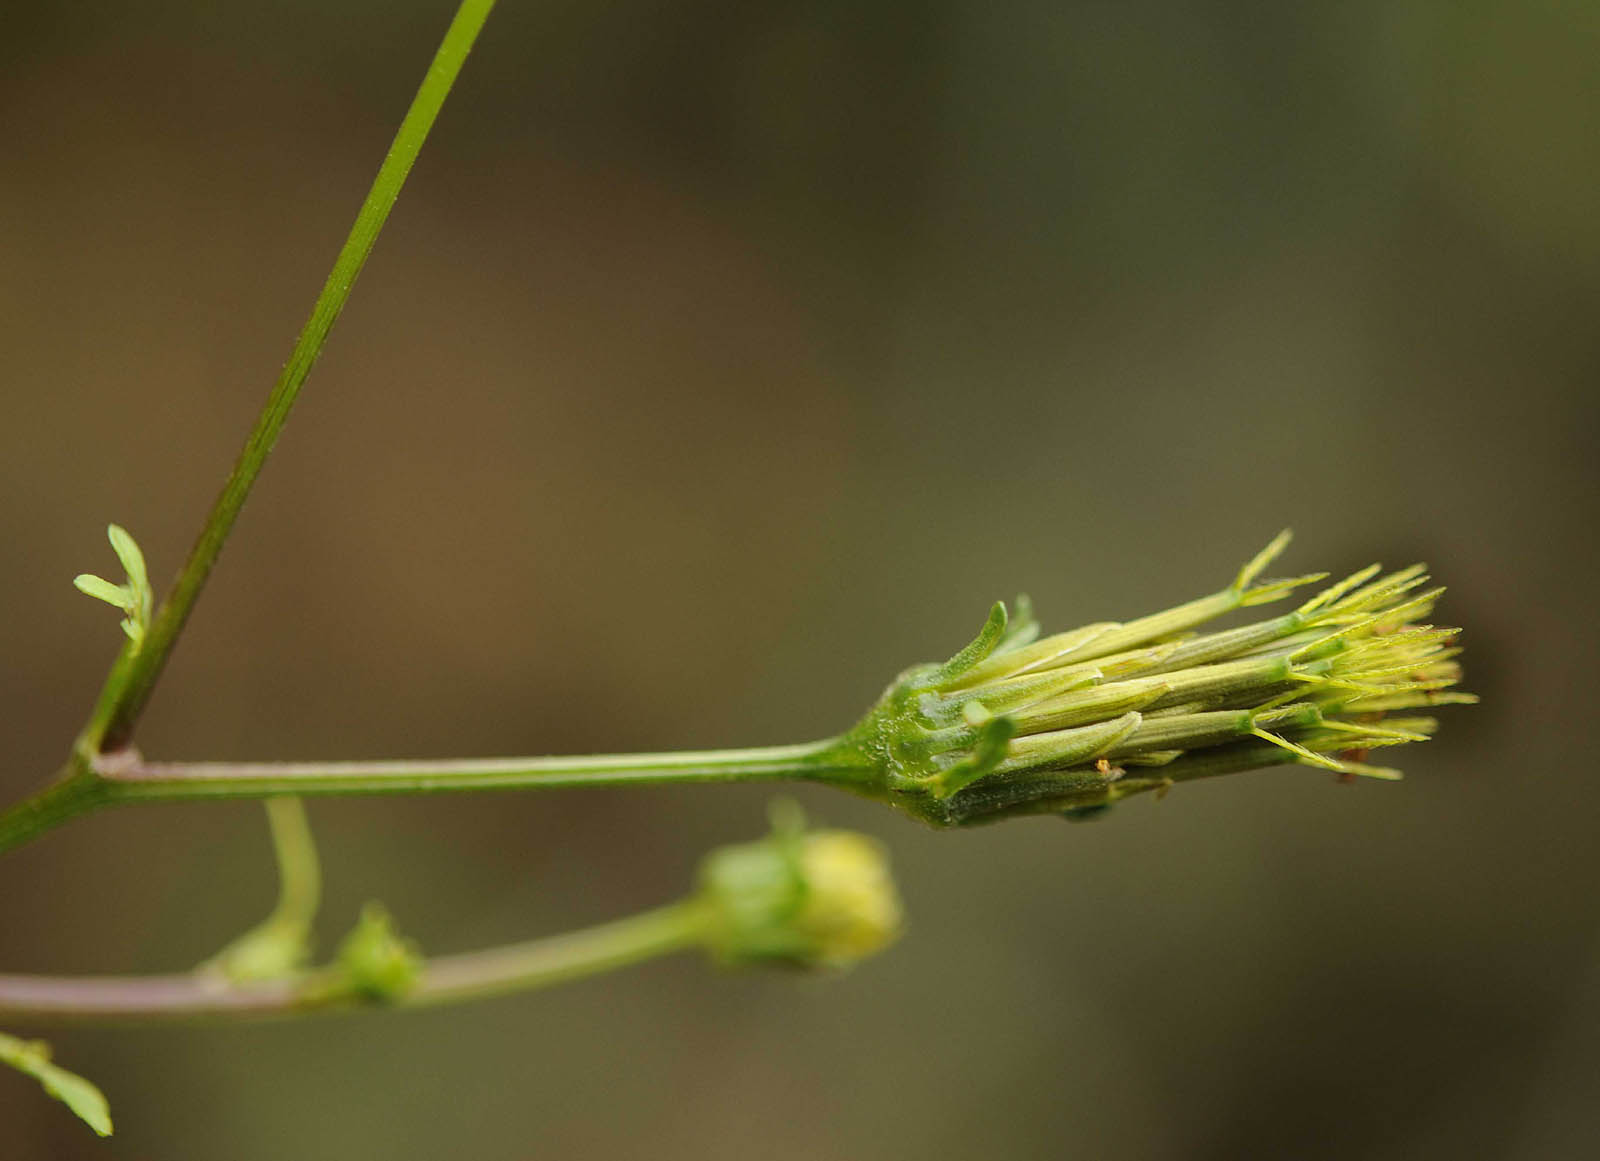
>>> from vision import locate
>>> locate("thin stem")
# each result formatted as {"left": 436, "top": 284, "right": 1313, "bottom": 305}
{"left": 198, "top": 799, "right": 322, "bottom": 977}
{"left": 0, "top": 739, "right": 855, "bottom": 854}
{"left": 0, "top": 899, "right": 713, "bottom": 1023}
{"left": 88, "top": 0, "right": 498, "bottom": 753}
{"left": 98, "top": 740, "right": 850, "bottom": 801}
{"left": 0, "top": 769, "right": 108, "bottom": 855}
{"left": 263, "top": 798, "right": 322, "bottom": 927}
{"left": 408, "top": 897, "right": 713, "bottom": 1007}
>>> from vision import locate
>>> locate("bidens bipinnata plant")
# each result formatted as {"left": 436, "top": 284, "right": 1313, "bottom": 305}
{"left": 0, "top": 0, "right": 1472, "bottom": 1139}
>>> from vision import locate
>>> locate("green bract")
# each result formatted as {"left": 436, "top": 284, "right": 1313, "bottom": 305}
{"left": 821, "top": 532, "right": 1472, "bottom": 827}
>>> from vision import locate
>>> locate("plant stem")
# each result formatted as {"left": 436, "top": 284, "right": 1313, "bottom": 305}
{"left": 263, "top": 798, "right": 322, "bottom": 929}
{"left": 87, "top": 0, "right": 498, "bottom": 754}
{"left": 406, "top": 897, "right": 714, "bottom": 1007}
{"left": 0, "top": 739, "right": 856, "bottom": 854}
{"left": 198, "top": 799, "right": 323, "bottom": 977}
{"left": 96, "top": 740, "right": 852, "bottom": 800}
{"left": 0, "top": 768, "right": 109, "bottom": 855}
{"left": 0, "top": 899, "right": 713, "bottom": 1023}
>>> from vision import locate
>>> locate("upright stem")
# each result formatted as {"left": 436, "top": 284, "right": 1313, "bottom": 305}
{"left": 0, "top": 899, "right": 714, "bottom": 1023}
{"left": 198, "top": 798, "right": 323, "bottom": 978}
{"left": 263, "top": 798, "right": 322, "bottom": 927}
{"left": 88, "top": 0, "right": 498, "bottom": 753}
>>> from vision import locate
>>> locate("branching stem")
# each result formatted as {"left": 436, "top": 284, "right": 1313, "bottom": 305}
{"left": 0, "top": 899, "right": 714, "bottom": 1023}
{"left": 1, "top": 0, "right": 499, "bottom": 856}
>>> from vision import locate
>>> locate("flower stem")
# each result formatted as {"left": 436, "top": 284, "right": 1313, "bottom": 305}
{"left": 86, "top": 0, "right": 498, "bottom": 755}
{"left": 0, "top": 739, "right": 857, "bottom": 854}
{"left": 405, "top": 897, "right": 714, "bottom": 1008}
{"left": 0, "top": 899, "right": 714, "bottom": 1024}
{"left": 95, "top": 740, "right": 851, "bottom": 801}
{"left": 198, "top": 799, "right": 323, "bottom": 979}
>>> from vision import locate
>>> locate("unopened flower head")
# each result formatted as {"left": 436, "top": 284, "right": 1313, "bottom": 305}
{"left": 698, "top": 805, "right": 903, "bottom": 969}
{"left": 826, "top": 532, "right": 1473, "bottom": 827}
{"left": 328, "top": 902, "right": 422, "bottom": 1003}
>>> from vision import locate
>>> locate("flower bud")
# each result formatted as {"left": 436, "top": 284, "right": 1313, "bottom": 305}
{"left": 824, "top": 532, "right": 1473, "bottom": 827}
{"left": 698, "top": 809, "right": 902, "bottom": 969}
{"left": 328, "top": 903, "right": 422, "bottom": 1002}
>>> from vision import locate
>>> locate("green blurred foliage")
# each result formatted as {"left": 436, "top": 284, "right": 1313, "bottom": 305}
{"left": 1, "top": 1, "right": 1595, "bottom": 1157}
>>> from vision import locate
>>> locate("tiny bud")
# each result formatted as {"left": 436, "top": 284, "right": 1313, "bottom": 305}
{"left": 698, "top": 813, "right": 902, "bottom": 969}
{"left": 330, "top": 903, "right": 421, "bottom": 1002}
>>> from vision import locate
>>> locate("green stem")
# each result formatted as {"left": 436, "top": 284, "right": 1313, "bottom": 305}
{"left": 263, "top": 799, "right": 322, "bottom": 927}
{"left": 98, "top": 740, "right": 850, "bottom": 801}
{"left": 198, "top": 799, "right": 323, "bottom": 978}
{"left": 87, "top": 0, "right": 498, "bottom": 754}
{"left": 0, "top": 767, "right": 109, "bottom": 855}
{"left": 0, "top": 899, "right": 713, "bottom": 1023}
{"left": 407, "top": 897, "right": 714, "bottom": 1007}
{"left": 0, "top": 739, "right": 856, "bottom": 854}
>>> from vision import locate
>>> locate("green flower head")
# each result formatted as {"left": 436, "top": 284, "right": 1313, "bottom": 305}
{"left": 830, "top": 532, "right": 1473, "bottom": 827}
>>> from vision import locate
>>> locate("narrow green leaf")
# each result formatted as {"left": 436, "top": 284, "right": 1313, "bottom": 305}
{"left": 107, "top": 524, "right": 154, "bottom": 638}
{"left": 72, "top": 574, "right": 134, "bottom": 612}
{"left": 105, "top": 526, "right": 150, "bottom": 608}
{"left": 74, "top": 524, "right": 155, "bottom": 642}
{"left": 0, "top": 1031, "right": 113, "bottom": 1137}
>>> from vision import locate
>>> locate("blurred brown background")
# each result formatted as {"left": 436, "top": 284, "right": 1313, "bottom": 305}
{"left": 2, "top": 1, "right": 1596, "bottom": 1157}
